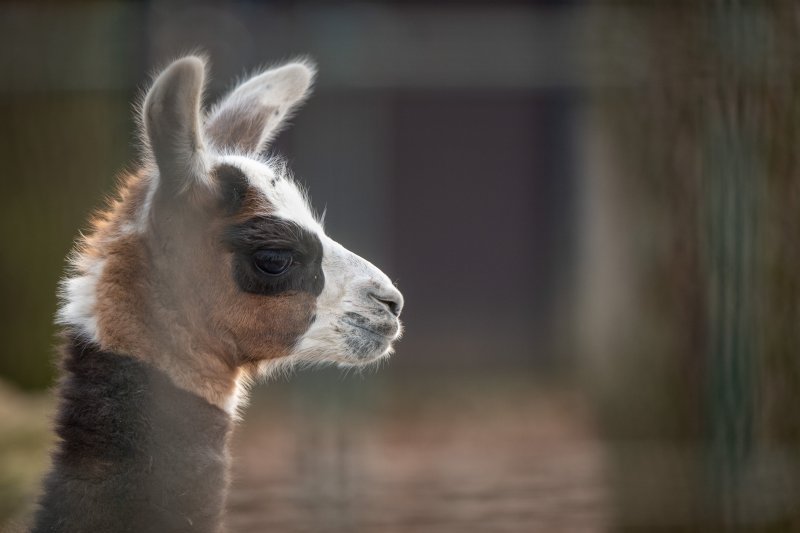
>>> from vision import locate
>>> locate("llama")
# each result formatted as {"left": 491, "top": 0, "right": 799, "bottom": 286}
{"left": 32, "top": 56, "right": 403, "bottom": 533}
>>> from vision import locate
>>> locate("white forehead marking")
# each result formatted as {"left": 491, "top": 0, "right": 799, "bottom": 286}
{"left": 218, "top": 154, "right": 322, "bottom": 234}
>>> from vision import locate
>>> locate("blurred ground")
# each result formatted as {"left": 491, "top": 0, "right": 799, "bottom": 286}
{"left": 0, "top": 373, "right": 608, "bottom": 533}
{"left": 228, "top": 373, "right": 608, "bottom": 533}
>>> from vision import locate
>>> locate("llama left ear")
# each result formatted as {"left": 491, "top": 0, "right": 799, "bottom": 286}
{"left": 142, "top": 56, "right": 209, "bottom": 193}
{"left": 205, "top": 61, "right": 315, "bottom": 154}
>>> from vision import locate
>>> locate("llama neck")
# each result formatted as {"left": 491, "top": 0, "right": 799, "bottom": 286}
{"left": 33, "top": 336, "right": 233, "bottom": 533}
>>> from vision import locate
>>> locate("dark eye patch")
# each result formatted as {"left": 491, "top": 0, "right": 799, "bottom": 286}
{"left": 224, "top": 215, "right": 324, "bottom": 296}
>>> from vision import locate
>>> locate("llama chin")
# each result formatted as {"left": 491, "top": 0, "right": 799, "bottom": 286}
{"left": 34, "top": 55, "right": 403, "bottom": 533}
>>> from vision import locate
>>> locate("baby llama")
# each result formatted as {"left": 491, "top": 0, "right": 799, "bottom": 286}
{"left": 32, "top": 55, "right": 403, "bottom": 533}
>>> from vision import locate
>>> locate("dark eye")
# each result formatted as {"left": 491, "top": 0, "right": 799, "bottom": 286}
{"left": 253, "top": 249, "right": 293, "bottom": 276}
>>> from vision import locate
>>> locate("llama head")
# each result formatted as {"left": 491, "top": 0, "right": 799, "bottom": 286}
{"left": 59, "top": 56, "right": 403, "bottom": 410}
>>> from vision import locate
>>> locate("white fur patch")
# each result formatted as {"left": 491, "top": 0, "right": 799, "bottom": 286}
{"left": 225, "top": 371, "right": 252, "bottom": 420}
{"left": 217, "top": 154, "right": 322, "bottom": 234}
{"left": 57, "top": 258, "right": 105, "bottom": 343}
{"left": 291, "top": 238, "right": 403, "bottom": 364}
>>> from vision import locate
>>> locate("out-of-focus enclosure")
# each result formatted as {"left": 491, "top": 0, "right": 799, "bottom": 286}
{"left": 1, "top": 1, "right": 799, "bottom": 531}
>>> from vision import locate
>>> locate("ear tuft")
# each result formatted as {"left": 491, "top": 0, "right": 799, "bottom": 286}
{"left": 143, "top": 55, "right": 209, "bottom": 193}
{"left": 205, "top": 60, "right": 316, "bottom": 154}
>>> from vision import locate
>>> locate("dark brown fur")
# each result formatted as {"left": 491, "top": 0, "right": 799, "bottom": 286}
{"left": 32, "top": 335, "right": 232, "bottom": 533}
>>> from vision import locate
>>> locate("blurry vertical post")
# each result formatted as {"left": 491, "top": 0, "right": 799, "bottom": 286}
{"left": 581, "top": 1, "right": 800, "bottom": 529}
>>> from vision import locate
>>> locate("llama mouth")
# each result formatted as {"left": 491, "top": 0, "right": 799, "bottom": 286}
{"left": 340, "top": 316, "right": 397, "bottom": 359}
{"left": 341, "top": 315, "right": 397, "bottom": 340}
{"left": 342, "top": 319, "right": 393, "bottom": 340}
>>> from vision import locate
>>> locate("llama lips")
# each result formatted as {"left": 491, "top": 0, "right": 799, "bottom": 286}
{"left": 340, "top": 314, "right": 399, "bottom": 359}
{"left": 341, "top": 312, "right": 399, "bottom": 339}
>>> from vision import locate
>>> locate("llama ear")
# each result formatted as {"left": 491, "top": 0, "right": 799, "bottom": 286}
{"left": 205, "top": 61, "right": 315, "bottom": 154}
{"left": 142, "top": 56, "right": 209, "bottom": 193}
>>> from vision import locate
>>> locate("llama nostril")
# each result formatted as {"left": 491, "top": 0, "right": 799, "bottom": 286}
{"left": 369, "top": 290, "right": 403, "bottom": 318}
{"left": 382, "top": 298, "right": 400, "bottom": 317}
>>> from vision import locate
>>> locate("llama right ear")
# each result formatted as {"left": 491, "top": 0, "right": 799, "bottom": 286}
{"left": 142, "top": 56, "right": 209, "bottom": 193}
{"left": 205, "top": 61, "right": 315, "bottom": 154}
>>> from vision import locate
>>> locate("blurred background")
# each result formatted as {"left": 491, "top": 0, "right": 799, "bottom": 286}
{"left": 1, "top": 1, "right": 799, "bottom": 531}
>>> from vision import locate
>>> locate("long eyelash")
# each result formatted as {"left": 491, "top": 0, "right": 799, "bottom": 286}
{"left": 223, "top": 215, "right": 311, "bottom": 254}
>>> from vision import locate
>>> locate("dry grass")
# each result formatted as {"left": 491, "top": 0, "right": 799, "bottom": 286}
{"left": 0, "top": 381, "right": 54, "bottom": 533}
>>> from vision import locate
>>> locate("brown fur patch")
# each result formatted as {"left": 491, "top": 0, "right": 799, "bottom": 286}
{"left": 78, "top": 168, "right": 316, "bottom": 410}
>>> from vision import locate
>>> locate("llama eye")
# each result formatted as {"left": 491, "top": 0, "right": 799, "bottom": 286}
{"left": 253, "top": 250, "right": 293, "bottom": 276}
